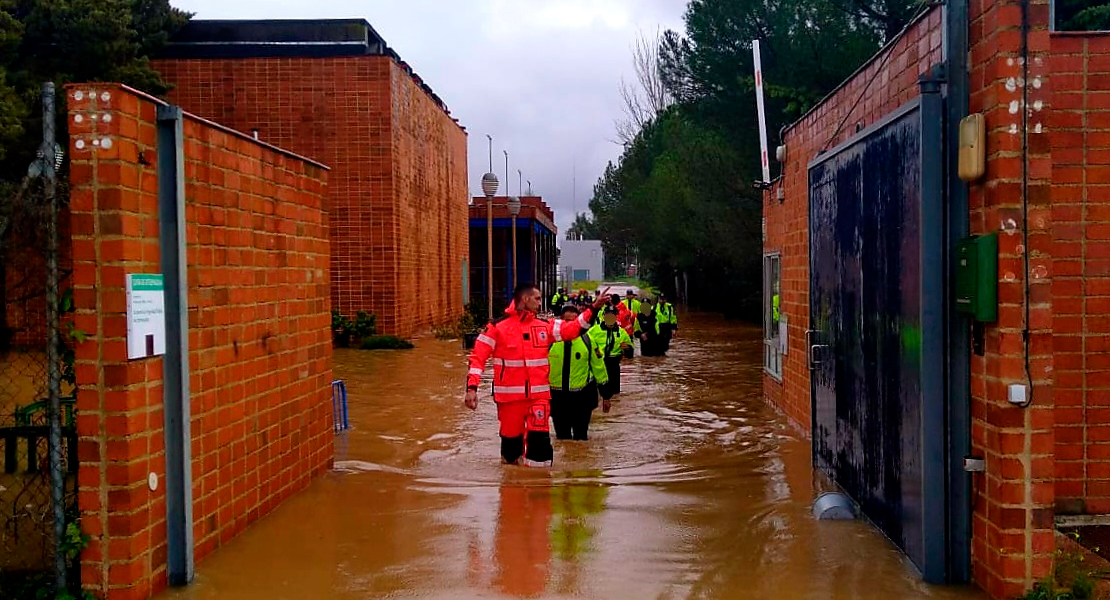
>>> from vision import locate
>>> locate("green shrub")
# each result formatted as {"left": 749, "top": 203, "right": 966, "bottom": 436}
{"left": 360, "top": 335, "right": 414, "bottom": 350}
{"left": 464, "top": 301, "right": 489, "bottom": 326}
{"left": 332, "top": 310, "right": 377, "bottom": 347}
{"left": 1019, "top": 533, "right": 1100, "bottom": 600}
{"left": 433, "top": 310, "right": 483, "bottom": 340}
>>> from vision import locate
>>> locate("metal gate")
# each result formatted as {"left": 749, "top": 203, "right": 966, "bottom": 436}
{"left": 0, "top": 83, "right": 77, "bottom": 598}
{"left": 807, "top": 96, "right": 948, "bottom": 581}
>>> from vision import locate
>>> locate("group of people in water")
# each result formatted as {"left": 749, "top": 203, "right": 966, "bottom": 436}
{"left": 464, "top": 283, "right": 678, "bottom": 466}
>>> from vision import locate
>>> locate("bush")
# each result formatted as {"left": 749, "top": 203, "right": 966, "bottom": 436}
{"left": 433, "top": 304, "right": 487, "bottom": 340}
{"left": 1019, "top": 534, "right": 1099, "bottom": 600}
{"left": 359, "top": 335, "right": 414, "bottom": 350}
{"left": 464, "top": 301, "right": 489, "bottom": 326}
{"left": 332, "top": 310, "right": 377, "bottom": 347}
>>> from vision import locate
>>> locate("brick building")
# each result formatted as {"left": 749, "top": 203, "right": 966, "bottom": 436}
{"left": 67, "top": 84, "right": 333, "bottom": 599}
{"left": 468, "top": 196, "right": 559, "bottom": 313}
{"left": 762, "top": 2, "right": 1110, "bottom": 598}
{"left": 154, "top": 20, "right": 469, "bottom": 337}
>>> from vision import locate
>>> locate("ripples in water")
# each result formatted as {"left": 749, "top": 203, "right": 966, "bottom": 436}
{"left": 158, "top": 313, "right": 984, "bottom": 600}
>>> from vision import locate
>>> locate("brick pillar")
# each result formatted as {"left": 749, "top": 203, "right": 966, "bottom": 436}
{"left": 967, "top": 1, "right": 1055, "bottom": 597}
{"left": 68, "top": 84, "right": 166, "bottom": 600}
{"left": 68, "top": 83, "right": 333, "bottom": 600}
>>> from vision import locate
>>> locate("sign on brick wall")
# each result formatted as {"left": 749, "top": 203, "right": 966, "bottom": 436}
{"left": 126, "top": 273, "right": 166, "bottom": 359}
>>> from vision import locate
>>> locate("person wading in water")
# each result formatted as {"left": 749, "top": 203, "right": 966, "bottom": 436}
{"left": 464, "top": 283, "right": 609, "bottom": 465}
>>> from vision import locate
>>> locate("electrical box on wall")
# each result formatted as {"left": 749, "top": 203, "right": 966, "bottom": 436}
{"left": 955, "top": 232, "right": 998, "bottom": 322}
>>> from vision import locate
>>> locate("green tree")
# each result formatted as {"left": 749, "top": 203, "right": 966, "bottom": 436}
{"left": 0, "top": 0, "right": 190, "bottom": 350}
{"left": 1055, "top": 0, "right": 1110, "bottom": 30}
{"left": 589, "top": 0, "right": 921, "bottom": 317}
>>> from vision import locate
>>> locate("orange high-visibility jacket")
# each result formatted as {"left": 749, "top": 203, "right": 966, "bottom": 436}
{"left": 616, "top": 302, "right": 636, "bottom": 336}
{"left": 468, "top": 302, "right": 594, "bottom": 403}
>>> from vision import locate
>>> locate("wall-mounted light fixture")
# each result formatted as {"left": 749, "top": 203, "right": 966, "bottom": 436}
{"left": 958, "top": 113, "right": 986, "bottom": 182}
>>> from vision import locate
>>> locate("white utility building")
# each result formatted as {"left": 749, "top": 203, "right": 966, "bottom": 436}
{"left": 558, "top": 240, "right": 604, "bottom": 283}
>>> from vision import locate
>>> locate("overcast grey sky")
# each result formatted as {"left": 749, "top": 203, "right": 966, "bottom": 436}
{"left": 170, "top": 0, "right": 688, "bottom": 234}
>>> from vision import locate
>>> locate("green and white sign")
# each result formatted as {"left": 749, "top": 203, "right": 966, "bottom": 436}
{"left": 126, "top": 274, "right": 166, "bottom": 360}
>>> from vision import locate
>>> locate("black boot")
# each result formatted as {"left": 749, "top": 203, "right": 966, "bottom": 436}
{"left": 500, "top": 435, "right": 524, "bottom": 464}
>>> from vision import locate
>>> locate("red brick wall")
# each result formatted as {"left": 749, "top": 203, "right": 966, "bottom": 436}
{"left": 1050, "top": 32, "right": 1110, "bottom": 516}
{"left": 67, "top": 84, "right": 332, "bottom": 600}
{"left": 390, "top": 60, "right": 470, "bottom": 333}
{"left": 764, "top": 1, "right": 1074, "bottom": 596}
{"left": 153, "top": 56, "right": 469, "bottom": 337}
{"left": 763, "top": 6, "right": 943, "bottom": 431}
{"left": 966, "top": 1, "right": 1056, "bottom": 597}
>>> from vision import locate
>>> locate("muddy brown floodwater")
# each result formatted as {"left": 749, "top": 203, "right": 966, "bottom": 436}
{"left": 161, "top": 313, "right": 984, "bottom": 600}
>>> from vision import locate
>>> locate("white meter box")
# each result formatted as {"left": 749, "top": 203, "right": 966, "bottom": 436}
{"left": 126, "top": 274, "right": 166, "bottom": 360}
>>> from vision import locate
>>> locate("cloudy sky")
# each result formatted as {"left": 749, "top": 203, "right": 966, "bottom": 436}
{"left": 171, "top": 0, "right": 689, "bottom": 234}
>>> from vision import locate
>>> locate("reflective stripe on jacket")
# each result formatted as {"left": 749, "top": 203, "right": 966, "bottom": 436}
{"left": 548, "top": 335, "right": 608, "bottom": 392}
{"left": 655, "top": 302, "right": 677, "bottom": 327}
{"left": 468, "top": 302, "right": 594, "bottom": 402}
{"left": 588, "top": 323, "right": 632, "bottom": 358}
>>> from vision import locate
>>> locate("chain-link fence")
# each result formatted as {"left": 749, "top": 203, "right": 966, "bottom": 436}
{"left": 0, "top": 83, "right": 77, "bottom": 599}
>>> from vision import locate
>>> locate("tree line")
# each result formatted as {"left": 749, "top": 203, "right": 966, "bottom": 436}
{"left": 575, "top": 0, "right": 921, "bottom": 319}
{"left": 580, "top": 0, "right": 1110, "bottom": 320}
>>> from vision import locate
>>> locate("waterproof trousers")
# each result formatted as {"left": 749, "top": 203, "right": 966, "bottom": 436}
{"left": 659, "top": 323, "right": 674, "bottom": 354}
{"left": 497, "top": 399, "right": 553, "bottom": 464}
{"left": 601, "top": 356, "right": 622, "bottom": 397}
{"left": 550, "top": 384, "right": 598, "bottom": 441}
{"left": 640, "top": 333, "right": 664, "bottom": 357}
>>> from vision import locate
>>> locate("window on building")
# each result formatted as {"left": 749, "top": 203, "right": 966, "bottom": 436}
{"left": 1053, "top": 0, "right": 1110, "bottom": 30}
{"left": 764, "top": 254, "right": 783, "bottom": 380}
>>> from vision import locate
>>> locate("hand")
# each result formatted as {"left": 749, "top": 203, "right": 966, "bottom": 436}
{"left": 464, "top": 389, "right": 478, "bottom": 411}
{"left": 591, "top": 288, "right": 611, "bottom": 311}
{"left": 602, "top": 399, "right": 612, "bottom": 414}
{"left": 620, "top": 341, "right": 631, "bottom": 350}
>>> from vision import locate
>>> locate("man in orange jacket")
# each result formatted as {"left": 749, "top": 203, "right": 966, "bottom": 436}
{"left": 466, "top": 283, "right": 609, "bottom": 465}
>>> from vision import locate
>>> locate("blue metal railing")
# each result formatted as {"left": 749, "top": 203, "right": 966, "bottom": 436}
{"left": 331, "top": 380, "right": 349, "bottom": 433}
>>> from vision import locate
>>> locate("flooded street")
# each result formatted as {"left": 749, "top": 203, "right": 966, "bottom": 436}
{"left": 161, "top": 314, "right": 982, "bottom": 600}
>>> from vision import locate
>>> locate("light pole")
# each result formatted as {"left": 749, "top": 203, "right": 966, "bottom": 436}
{"left": 517, "top": 169, "right": 522, "bottom": 196}
{"left": 507, "top": 196, "right": 521, "bottom": 293}
{"left": 483, "top": 135, "right": 499, "bottom": 322}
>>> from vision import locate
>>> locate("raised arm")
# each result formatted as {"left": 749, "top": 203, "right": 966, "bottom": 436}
{"left": 550, "top": 288, "right": 611, "bottom": 343}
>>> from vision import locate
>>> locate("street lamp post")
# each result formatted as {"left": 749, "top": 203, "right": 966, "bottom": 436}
{"left": 483, "top": 136, "right": 499, "bottom": 322}
{"left": 502, "top": 150, "right": 509, "bottom": 301}
{"left": 507, "top": 196, "right": 521, "bottom": 294}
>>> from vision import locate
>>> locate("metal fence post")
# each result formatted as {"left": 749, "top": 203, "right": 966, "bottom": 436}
{"left": 157, "top": 105, "right": 194, "bottom": 586}
{"left": 919, "top": 65, "right": 948, "bottom": 585}
{"left": 944, "top": 0, "right": 973, "bottom": 582}
{"left": 42, "top": 81, "right": 67, "bottom": 593}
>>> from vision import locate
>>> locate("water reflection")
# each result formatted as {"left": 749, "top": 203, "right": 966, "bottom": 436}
{"left": 158, "top": 314, "right": 983, "bottom": 600}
